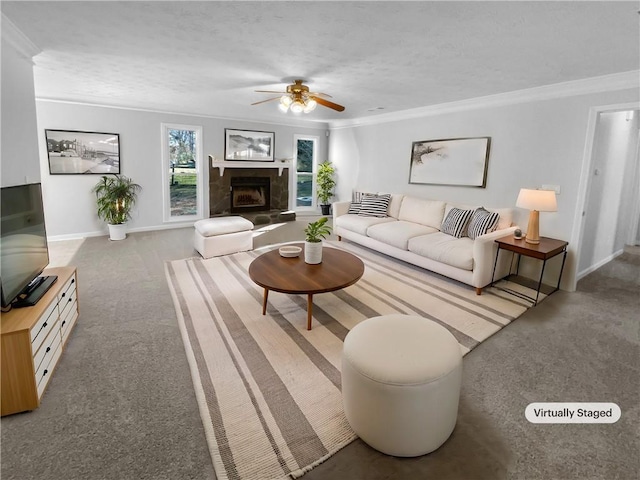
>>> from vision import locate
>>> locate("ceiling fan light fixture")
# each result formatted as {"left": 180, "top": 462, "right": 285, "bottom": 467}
{"left": 278, "top": 102, "right": 289, "bottom": 113}
{"left": 303, "top": 98, "right": 317, "bottom": 113}
{"left": 280, "top": 95, "right": 292, "bottom": 107}
{"left": 290, "top": 99, "right": 305, "bottom": 113}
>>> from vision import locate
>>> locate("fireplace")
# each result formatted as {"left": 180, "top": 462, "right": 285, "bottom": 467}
{"left": 230, "top": 177, "right": 270, "bottom": 213}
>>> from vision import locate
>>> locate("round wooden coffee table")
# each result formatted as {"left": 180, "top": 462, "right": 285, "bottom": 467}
{"left": 248, "top": 243, "right": 365, "bottom": 330}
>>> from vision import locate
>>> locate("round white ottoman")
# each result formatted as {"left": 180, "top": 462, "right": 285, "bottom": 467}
{"left": 342, "top": 314, "right": 462, "bottom": 457}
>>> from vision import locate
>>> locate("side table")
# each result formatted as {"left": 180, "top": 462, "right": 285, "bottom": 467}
{"left": 490, "top": 235, "right": 568, "bottom": 305}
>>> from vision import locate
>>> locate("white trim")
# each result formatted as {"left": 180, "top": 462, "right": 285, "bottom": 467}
{"left": 160, "top": 123, "right": 204, "bottom": 223}
{"left": 576, "top": 249, "right": 625, "bottom": 282}
{"left": 35, "top": 98, "right": 329, "bottom": 130}
{"left": 628, "top": 127, "right": 640, "bottom": 246}
{"left": 1, "top": 13, "right": 41, "bottom": 61}
{"left": 48, "top": 221, "right": 196, "bottom": 242}
{"left": 570, "top": 101, "right": 640, "bottom": 290}
{"left": 329, "top": 71, "right": 640, "bottom": 129}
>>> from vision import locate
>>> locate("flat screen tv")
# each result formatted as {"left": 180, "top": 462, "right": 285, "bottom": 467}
{"left": 1, "top": 183, "right": 55, "bottom": 309}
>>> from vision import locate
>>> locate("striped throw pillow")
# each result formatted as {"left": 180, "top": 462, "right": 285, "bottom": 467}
{"left": 441, "top": 208, "right": 474, "bottom": 238}
{"left": 358, "top": 194, "right": 391, "bottom": 217}
{"left": 467, "top": 207, "right": 500, "bottom": 240}
{"left": 347, "top": 202, "right": 362, "bottom": 214}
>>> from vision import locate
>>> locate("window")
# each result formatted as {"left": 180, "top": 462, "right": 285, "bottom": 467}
{"left": 161, "top": 124, "right": 203, "bottom": 222}
{"left": 293, "top": 135, "right": 318, "bottom": 211}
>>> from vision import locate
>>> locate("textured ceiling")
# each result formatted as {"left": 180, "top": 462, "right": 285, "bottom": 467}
{"left": 2, "top": 1, "right": 639, "bottom": 125}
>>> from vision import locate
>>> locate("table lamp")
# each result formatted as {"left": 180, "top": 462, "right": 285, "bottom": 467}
{"left": 515, "top": 188, "right": 557, "bottom": 244}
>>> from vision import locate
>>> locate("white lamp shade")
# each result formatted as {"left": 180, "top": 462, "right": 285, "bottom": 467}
{"left": 516, "top": 189, "right": 557, "bottom": 212}
{"left": 290, "top": 100, "right": 305, "bottom": 113}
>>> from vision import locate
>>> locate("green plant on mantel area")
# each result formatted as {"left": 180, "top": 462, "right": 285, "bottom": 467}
{"left": 304, "top": 217, "right": 332, "bottom": 243}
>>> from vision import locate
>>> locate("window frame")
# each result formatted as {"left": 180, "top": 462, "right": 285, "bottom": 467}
{"left": 160, "top": 123, "right": 204, "bottom": 223}
{"left": 292, "top": 134, "right": 319, "bottom": 212}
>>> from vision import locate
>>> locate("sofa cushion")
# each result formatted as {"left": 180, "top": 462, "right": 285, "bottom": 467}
{"left": 441, "top": 207, "right": 474, "bottom": 238}
{"left": 380, "top": 193, "right": 405, "bottom": 219}
{"left": 367, "top": 221, "right": 439, "bottom": 250}
{"left": 408, "top": 232, "right": 474, "bottom": 271}
{"left": 467, "top": 207, "right": 500, "bottom": 239}
{"left": 398, "top": 196, "right": 446, "bottom": 229}
{"left": 336, "top": 214, "right": 396, "bottom": 236}
{"left": 358, "top": 193, "right": 392, "bottom": 217}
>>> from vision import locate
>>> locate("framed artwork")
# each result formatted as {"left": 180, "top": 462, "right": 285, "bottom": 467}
{"left": 45, "top": 129, "right": 120, "bottom": 175}
{"left": 224, "top": 129, "right": 274, "bottom": 162}
{"left": 409, "top": 137, "right": 491, "bottom": 187}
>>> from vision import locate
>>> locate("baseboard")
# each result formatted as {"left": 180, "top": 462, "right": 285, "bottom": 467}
{"left": 576, "top": 249, "right": 625, "bottom": 281}
{"left": 47, "top": 221, "right": 196, "bottom": 242}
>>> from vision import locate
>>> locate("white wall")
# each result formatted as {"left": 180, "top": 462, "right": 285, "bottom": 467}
{"left": 329, "top": 88, "right": 639, "bottom": 290}
{"left": 1, "top": 27, "right": 40, "bottom": 187}
{"left": 35, "top": 101, "right": 329, "bottom": 238}
{"left": 579, "top": 110, "right": 639, "bottom": 273}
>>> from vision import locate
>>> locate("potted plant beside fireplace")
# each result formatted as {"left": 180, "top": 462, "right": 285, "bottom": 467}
{"left": 316, "top": 162, "right": 336, "bottom": 215}
{"left": 92, "top": 174, "right": 142, "bottom": 241}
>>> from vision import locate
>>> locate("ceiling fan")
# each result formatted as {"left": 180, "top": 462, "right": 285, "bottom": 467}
{"left": 252, "top": 79, "right": 345, "bottom": 113}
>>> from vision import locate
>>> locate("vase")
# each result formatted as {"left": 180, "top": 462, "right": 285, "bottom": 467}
{"left": 108, "top": 223, "right": 127, "bottom": 241}
{"left": 304, "top": 241, "right": 323, "bottom": 264}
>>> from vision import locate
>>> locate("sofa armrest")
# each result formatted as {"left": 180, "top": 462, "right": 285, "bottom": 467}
{"left": 333, "top": 201, "right": 350, "bottom": 218}
{"left": 472, "top": 226, "right": 519, "bottom": 289}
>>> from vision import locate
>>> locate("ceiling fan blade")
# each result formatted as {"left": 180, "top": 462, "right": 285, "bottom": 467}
{"left": 251, "top": 97, "right": 281, "bottom": 106}
{"left": 254, "top": 90, "right": 286, "bottom": 94}
{"left": 309, "top": 92, "right": 333, "bottom": 98}
{"left": 313, "top": 96, "right": 345, "bottom": 112}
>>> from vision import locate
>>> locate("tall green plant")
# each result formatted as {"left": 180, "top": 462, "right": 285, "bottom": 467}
{"left": 304, "top": 217, "right": 332, "bottom": 243}
{"left": 316, "top": 162, "right": 336, "bottom": 205}
{"left": 92, "top": 175, "right": 142, "bottom": 225}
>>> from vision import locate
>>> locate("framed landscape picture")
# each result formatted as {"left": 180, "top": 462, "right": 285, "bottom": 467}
{"left": 224, "top": 129, "right": 274, "bottom": 161}
{"left": 409, "top": 137, "right": 491, "bottom": 187}
{"left": 46, "top": 130, "right": 120, "bottom": 175}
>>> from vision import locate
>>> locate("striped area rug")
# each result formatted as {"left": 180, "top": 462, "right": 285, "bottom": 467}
{"left": 165, "top": 241, "right": 533, "bottom": 480}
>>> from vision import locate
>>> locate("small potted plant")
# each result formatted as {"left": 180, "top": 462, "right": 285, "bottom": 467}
{"left": 303, "top": 216, "right": 332, "bottom": 264}
{"left": 316, "top": 162, "right": 336, "bottom": 215}
{"left": 92, "top": 174, "right": 142, "bottom": 241}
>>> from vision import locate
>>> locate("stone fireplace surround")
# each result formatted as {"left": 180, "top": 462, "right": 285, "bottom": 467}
{"left": 209, "top": 166, "right": 291, "bottom": 225}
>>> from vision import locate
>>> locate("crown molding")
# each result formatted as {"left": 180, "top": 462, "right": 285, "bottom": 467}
{"left": 35, "top": 98, "right": 330, "bottom": 130}
{"left": 329, "top": 71, "right": 640, "bottom": 129}
{"left": 1, "top": 14, "right": 41, "bottom": 61}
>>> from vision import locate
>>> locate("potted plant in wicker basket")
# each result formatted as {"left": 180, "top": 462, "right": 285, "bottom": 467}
{"left": 92, "top": 174, "right": 142, "bottom": 241}
{"left": 303, "top": 216, "right": 332, "bottom": 264}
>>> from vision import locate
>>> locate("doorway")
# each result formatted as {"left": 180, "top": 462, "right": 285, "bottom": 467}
{"left": 574, "top": 106, "right": 640, "bottom": 282}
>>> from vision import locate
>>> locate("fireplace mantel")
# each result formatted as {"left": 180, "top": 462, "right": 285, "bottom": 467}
{"left": 209, "top": 156, "right": 292, "bottom": 176}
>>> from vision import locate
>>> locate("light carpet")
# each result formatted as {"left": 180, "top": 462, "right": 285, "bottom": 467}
{"left": 164, "top": 241, "right": 534, "bottom": 480}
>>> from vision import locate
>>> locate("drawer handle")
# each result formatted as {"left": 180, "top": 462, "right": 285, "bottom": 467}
{"left": 61, "top": 320, "right": 66, "bottom": 327}
{"left": 46, "top": 346, "right": 51, "bottom": 353}
{"left": 43, "top": 322, "right": 47, "bottom": 328}
{"left": 61, "top": 293, "right": 65, "bottom": 298}
{"left": 43, "top": 369, "right": 48, "bottom": 377}
{"left": 71, "top": 278, "right": 75, "bottom": 284}
{"left": 68, "top": 298, "right": 72, "bottom": 303}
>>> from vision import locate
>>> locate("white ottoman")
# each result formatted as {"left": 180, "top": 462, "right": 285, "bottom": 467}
{"left": 342, "top": 314, "right": 462, "bottom": 457}
{"left": 194, "top": 217, "right": 254, "bottom": 258}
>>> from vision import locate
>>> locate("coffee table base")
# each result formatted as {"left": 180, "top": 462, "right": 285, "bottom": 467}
{"left": 261, "top": 288, "right": 314, "bottom": 330}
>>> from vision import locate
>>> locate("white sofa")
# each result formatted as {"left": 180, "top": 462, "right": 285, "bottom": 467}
{"left": 333, "top": 194, "right": 517, "bottom": 294}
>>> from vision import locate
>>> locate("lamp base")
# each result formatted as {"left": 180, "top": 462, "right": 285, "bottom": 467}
{"left": 525, "top": 210, "right": 540, "bottom": 244}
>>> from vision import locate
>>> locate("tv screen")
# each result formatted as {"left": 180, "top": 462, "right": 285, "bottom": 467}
{"left": 1, "top": 183, "right": 50, "bottom": 308}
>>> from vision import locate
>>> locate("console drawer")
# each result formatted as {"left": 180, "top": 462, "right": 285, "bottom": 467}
{"left": 33, "top": 326, "right": 61, "bottom": 375}
{"left": 30, "top": 302, "right": 59, "bottom": 354}
{"left": 36, "top": 340, "right": 63, "bottom": 399}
